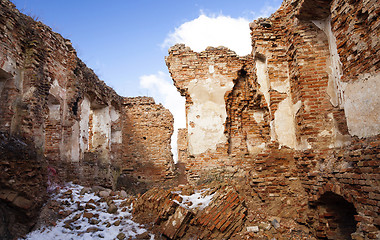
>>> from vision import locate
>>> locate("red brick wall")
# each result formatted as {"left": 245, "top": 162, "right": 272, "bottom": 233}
{"left": 120, "top": 97, "right": 175, "bottom": 189}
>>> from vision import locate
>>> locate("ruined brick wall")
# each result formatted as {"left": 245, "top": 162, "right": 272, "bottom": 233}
{"left": 0, "top": 0, "right": 178, "bottom": 192}
{"left": 0, "top": 0, "right": 127, "bottom": 189}
{"left": 118, "top": 97, "right": 175, "bottom": 193}
{"left": 0, "top": 132, "right": 47, "bottom": 239}
{"left": 166, "top": 45, "right": 265, "bottom": 180}
{"left": 166, "top": 0, "right": 379, "bottom": 238}
{"left": 177, "top": 128, "right": 189, "bottom": 164}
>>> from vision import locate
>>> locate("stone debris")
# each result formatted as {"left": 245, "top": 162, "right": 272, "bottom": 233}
{"left": 133, "top": 183, "right": 244, "bottom": 239}
{"left": 23, "top": 183, "right": 153, "bottom": 240}
{"left": 246, "top": 226, "right": 259, "bottom": 232}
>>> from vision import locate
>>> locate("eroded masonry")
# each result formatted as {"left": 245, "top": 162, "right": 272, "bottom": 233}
{"left": 0, "top": 0, "right": 174, "bottom": 237}
{"left": 165, "top": 0, "right": 379, "bottom": 238}
{"left": 0, "top": 0, "right": 379, "bottom": 239}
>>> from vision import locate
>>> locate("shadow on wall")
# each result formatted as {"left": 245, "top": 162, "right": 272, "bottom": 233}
{"left": 310, "top": 191, "right": 358, "bottom": 239}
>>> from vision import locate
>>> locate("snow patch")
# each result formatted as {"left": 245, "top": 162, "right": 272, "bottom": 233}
{"left": 23, "top": 183, "right": 153, "bottom": 240}
{"left": 173, "top": 189, "right": 215, "bottom": 210}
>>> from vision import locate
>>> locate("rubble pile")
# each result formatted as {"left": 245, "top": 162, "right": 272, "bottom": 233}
{"left": 24, "top": 183, "right": 153, "bottom": 240}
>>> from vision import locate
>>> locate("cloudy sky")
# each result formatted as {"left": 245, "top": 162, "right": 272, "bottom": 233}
{"left": 12, "top": 0, "right": 282, "bottom": 161}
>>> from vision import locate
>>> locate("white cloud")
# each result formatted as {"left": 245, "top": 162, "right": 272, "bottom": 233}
{"left": 249, "top": 4, "right": 281, "bottom": 19}
{"left": 140, "top": 71, "right": 186, "bottom": 163}
{"left": 161, "top": 14, "right": 251, "bottom": 56}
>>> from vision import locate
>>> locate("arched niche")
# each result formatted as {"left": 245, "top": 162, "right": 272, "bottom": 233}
{"left": 312, "top": 191, "right": 358, "bottom": 239}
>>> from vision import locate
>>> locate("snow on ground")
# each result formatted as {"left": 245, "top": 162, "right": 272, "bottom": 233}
{"left": 172, "top": 189, "right": 215, "bottom": 210}
{"left": 23, "top": 183, "right": 153, "bottom": 240}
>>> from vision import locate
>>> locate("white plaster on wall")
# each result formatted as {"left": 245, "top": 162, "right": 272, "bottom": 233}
{"left": 328, "top": 113, "right": 351, "bottom": 148}
{"left": 48, "top": 103, "right": 60, "bottom": 120}
{"left": 270, "top": 78, "right": 290, "bottom": 93}
{"left": 110, "top": 106, "right": 120, "bottom": 122}
{"left": 79, "top": 96, "right": 91, "bottom": 156}
{"left": 313, "top": 17, "right": 379, "bottom": 139}
{"left": 0, "top": 56, "right": 22, "bottom": 94}
{"left": 255, "top": 58, "right": 270, "bottom": 108}
{"left": 256, "top": 54, "right": 309, "bottom": 150}
{"left": 344, "top": 73, "right": 380, "bottom": 138}
{"left": 209, "top": 65, "right": 215, "bottom": 74}
{"left": 70, "top": 121, "right": 80, "bottom": 162}
{"left": 187, "top": 75, "right": 234, "bottom": 155}
{"left": 110, "top": 106, "right": 122, "bottom": 144}
{"left": 312, "top": 17, "right": 347, "bottom": 108}
{"left": 91, "top": 106, "right": 111, "bottom": 151}
{"left": 247, "top": 141, "right": 266, "bottom": 155}
{"left": 49, "top": 79, "right": 66, "bottom": 101}
{"left": 111, "top": 130, "right": 122, "bottom": 144}
{"left": 273, "top": 97, "right": 302, "bottom": 149}
{"left": 253, "top": 110, "right": 264, "bottom": 124}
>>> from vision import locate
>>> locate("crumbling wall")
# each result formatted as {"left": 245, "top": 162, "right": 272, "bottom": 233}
{"left": 118, "top": 97, "right": 175, "bottom": 193}
{"left": 166, "top": 45, "right": 266, "bottom": 181}
{"left": 0, "top": 0, "right": 177, "bottom": 191}
{"left": 0, "top": 0, "right": 125, "bottom": 189}
{"left": 0, "top": 133, "right": 47, "bottom": 239}
{"left": 0, "top": 0, "right": 177, "bottom": 237}
{"left": 166, "top": 0, "right": 380, "bottom": 238}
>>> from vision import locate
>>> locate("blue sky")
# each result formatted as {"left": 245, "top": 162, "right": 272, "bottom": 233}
{"left": 11, "top": 0, "right": 282, "bottom": 160}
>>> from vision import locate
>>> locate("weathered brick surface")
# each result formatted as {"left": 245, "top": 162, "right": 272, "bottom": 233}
{"left": 0, "top": 0, "right": 175, "bottom": 190}
{"left": 132, "top": 183, "right": 247, "bottom": 239}
{"left": 0, "top": 1, "right": 176, "bottom": 238}
{"left": 118, "top": 97, "right": 175, "bottom": 192}
{"left": 0, "top": 132, "right": 47, "bottom": 239}
{"left": 166, "top": 0, "right": 380, "bottom": 239}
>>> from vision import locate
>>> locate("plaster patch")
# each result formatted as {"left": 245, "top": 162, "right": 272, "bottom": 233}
{"left": 270, "top": 79, "right": 290, "bottom": 93}
{"left": 319, "top": 130, "right": 330, "bottom": 137}
{"left": 255, "top": 58, "right": 270, "bottom": 108}
{"left": 343, "top": 73, "right": 380, "bottom": 138}
{"left": 79, "top": 96, "right": 91, "bottom": 155}
{"left": 91, "top": 106, "right": 111, "bottom": 151}
{"left": 187, "top": 76, "right": 234, "bottom": 155}
{"left": 312, "top": 17, "right": 347, "bottom": 108}
{"left": 1, "top": 56, "right": 17, "bottom": 76}
{"left": 110, "top": 106, "right": 120, "bottom": 122}
{"left": 111, "top": 130, "right": 122, "bottom": 144}
{"left": 273, "top": 97, "right": 301, "bottom": 149}
{"left": 209, "top": 65, "right": 215, "bottom": 74}
{"left": 70, "top": 122, "right": 80, "bottom": 162}
{"left": 48, "top": 104, "right": 60, "bottom": 120}
{"left": 49, "top": 79, "right": 66, "bottom": 101}
{"left": 322, "top": 113, "right": 351, "bottom": 148}
{"left": 22, "top": 86, "right": 36, "bottom": 101}
{"left": 253, "top": 110, "right": 264, "bottom": 123}
{"left": 247, "top": 142, "right": 266, "bottom": 155}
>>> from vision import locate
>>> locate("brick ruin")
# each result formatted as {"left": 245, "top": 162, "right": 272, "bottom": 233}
{"left": 0, "top": 0, "right": 379, "bottom": 239}
{"left": 165, "top": 0, "right": 380, "bottom": 239}
{"left": 0, "top": 0, "right": 174, "bottom": 237}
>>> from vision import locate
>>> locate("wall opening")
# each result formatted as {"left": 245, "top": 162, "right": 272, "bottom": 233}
{"left": 313, "top": 192, "right": 358, "bottom": 239}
